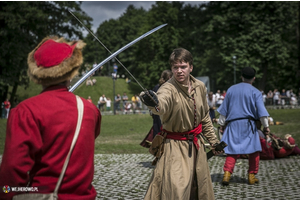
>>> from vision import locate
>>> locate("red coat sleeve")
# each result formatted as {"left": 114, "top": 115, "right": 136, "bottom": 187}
{"left": 0, "top": 105, "right": 43, "bottom": 200}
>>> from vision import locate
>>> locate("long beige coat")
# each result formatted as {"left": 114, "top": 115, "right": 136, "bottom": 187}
{"left": 144, "top": 75, "right": 219, "bottom": 200}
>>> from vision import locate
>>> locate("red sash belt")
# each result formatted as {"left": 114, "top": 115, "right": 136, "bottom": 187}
{"left": 162, "top": 123, "right": 202, "bottom": 150}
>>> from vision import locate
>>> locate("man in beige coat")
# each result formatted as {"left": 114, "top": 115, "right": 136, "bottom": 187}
{"left": 140, "top": 48, "right": 221, "bottom": 200}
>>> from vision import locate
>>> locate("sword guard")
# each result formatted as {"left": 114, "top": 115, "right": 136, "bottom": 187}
{"left": 140, "top": 89, "right": 159, "bottom": 107}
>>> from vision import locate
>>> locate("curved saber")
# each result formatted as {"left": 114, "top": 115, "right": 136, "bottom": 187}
{"left": 69, "top": 10, "right": 145, "bottom": 90}
{"left": 69, "top": 23, "right": 167, "bottom": 92}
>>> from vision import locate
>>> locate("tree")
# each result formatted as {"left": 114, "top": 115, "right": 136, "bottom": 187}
{"left": 0, "top": 1, "right": 92, "bottom": 106}
{"left": 195, "top": 2, "right": 298, "bottom": 91}
{"left": 132, "top": 1, "right": 190, "bottom": 89}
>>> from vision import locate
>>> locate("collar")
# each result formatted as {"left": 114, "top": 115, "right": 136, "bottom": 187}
{"left": 41, "top": 84, "right": 69, "bottom": 94}
{"left": 171, "top": 75, "right": 200, "bottom": 97}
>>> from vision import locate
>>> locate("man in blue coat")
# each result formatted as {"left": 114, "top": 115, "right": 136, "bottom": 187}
{"left": 217, "top": 67, "right": 270, "bottom": 185}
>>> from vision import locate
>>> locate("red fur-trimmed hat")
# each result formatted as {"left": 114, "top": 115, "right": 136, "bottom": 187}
{"left": 27, "top": 36, "right": 86, "bottom": 86}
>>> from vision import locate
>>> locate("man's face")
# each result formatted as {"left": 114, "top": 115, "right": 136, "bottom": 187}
{"left": 171, "top": 61, "right": 193, "bottom": 85}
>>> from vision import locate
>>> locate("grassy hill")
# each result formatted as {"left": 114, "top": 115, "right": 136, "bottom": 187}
{"left": 13, "top": 76, "right": 142, "bottom": 108}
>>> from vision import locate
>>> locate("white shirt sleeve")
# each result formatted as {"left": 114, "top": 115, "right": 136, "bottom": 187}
{"left": 260, "top": 116, "right": 269, "bottom": 128}
{"left": 218, "top": 114, "right": 226, "bottom": 126}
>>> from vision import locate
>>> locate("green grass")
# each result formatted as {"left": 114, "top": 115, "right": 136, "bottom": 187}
{"left": 1, "top": 109, "right": 299, "bottom": 155}
{"left": 94, "top": 114, "right": 152, "bottom": 154}
{"left": 267, "top": 109, "right": 300, "bottom": 137}
{"left": 14, "top": 76, "right": 141, "bottom": 109}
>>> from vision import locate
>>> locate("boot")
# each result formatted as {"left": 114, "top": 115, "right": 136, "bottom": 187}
{"left": 222, "top": 171, "right": 231, "bottom": 185}
{"left": 248, "top": 173, "right": 259, "bottom": 185}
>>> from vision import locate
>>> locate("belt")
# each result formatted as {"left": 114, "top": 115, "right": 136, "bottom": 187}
{"left": 163, "top": 123, "right": 202, "bottom": 157}
{"left": 226, "top": 117, "right": 257, "bottom": 134}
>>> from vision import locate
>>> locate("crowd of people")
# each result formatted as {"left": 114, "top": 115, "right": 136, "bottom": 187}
{"left": 264, "top": 88, "right": 298, "bottom": 106}
{"left": 86, "top": 77, "right": 97, "bottom": 86}
{"left": 92, "top": 92, "right": 142, "bottom": 114}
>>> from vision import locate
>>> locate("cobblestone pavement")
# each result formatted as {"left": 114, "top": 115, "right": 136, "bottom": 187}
{"left": 93, "top": 154, "right": 300, "bottom": 200}
{"left": 1, "top": 155, "right": 299, "bottom": 199}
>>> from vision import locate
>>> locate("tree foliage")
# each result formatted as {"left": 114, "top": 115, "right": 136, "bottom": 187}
{"left": 199, "top": 1, "right": 298, "bottom": 90}
{"left": 86, "top": 1, "right": 298, "bottom": 92}
{"left": 0, "top": 1, "right": 91, "bottom": 105}
{"left": 1, "top": 1, "right": 299, "bottom": 106}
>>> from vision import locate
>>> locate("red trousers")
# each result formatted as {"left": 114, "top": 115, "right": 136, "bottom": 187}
{"left": 223, "top": 152, "right": 260, "bottom": 174}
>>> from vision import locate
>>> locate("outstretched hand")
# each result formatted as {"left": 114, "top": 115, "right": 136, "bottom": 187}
{"left": 140, "top": 90, "right": 159, "bottom": 107}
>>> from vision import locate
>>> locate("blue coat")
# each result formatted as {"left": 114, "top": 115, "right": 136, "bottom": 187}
{"left": 217, "top": 83, "right": 269, "bottom": 154}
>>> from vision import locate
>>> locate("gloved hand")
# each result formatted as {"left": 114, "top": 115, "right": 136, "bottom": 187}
{"left": 140, "top": 90, "right": 159, "bottom": 107}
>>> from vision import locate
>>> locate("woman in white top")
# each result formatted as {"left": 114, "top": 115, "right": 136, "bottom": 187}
{"left": 273, "top": 89, "right": 280, "bottom": 105}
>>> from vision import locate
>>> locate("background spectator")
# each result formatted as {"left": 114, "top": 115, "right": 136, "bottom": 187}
{"left": 221, "top": 90, "right": 226, "bottom": 98}
{"left": 115, "top": 94, "right": 121, "bottom": 111}
{"left": 3, "top": 98, "right": 11, "bottom": 119}
{"left": 290, "top": 94, "right": 297, "bottom": 106}
{"left": 131, "top": 94, "right": 139, "bottom": 113}
{"left": 216, "top": 93, "right": 224, "bottom": 107}
{"left": 273, "top": 89, "right": 280, "bottom": 105}
{"left": 262, "top": 91, "right": 267, "bottom": 105}
{"left": 136, "top": 94, "right": 142, "bottom": 110}
{"left": 86, "top": 77, "right": 94, "bottom": 86}
{"left": 113, "top": 63, "right": 118, "bottom": 74}
{"left": 87, "top": 96, "right": 93, "bottom": 103}
{"left": 207, "top": 91, "right": 216, "bottom": 123}
{"left": 106, "top": 98, "right": 111, "bottom": 111}
{"left": 122, "top": 92, "right": 128, "bottom": 110}
{"left": 99, "top": 94, "right": 107, "bottom": 111}
{"left": 124, "top": 102, "right": 132, "bottom": 114}
{"left": 267, "top": 90, "right": 273, "bottom": 105}
{"left": 280, "top": 89, "right": 287, "bottom": 105}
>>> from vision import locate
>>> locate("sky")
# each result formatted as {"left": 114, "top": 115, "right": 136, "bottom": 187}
{"left": 80, "top": 1, "right": 205, "bottom": 34}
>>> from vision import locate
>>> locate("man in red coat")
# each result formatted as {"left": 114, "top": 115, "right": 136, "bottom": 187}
{"left": 0, "top": 36, "right": 101, "bottom": 200}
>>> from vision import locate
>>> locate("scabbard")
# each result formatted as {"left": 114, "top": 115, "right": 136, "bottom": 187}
{"left": 188, "top": 139, "right": 193, "bottom": 157}
{"left": 186, "top": 135, "right": 194, "bottom": 157}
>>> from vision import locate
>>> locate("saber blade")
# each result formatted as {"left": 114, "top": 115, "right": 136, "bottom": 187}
{"left": 69, "top": 10, "right": 147, "bottom": 91}
{"left": 68, "top": 15, "right": 167, "bottom": 92}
